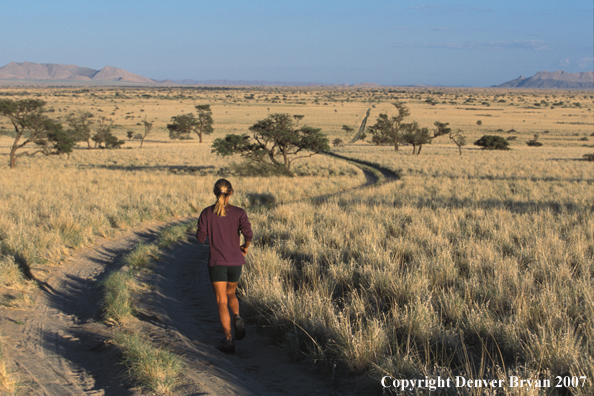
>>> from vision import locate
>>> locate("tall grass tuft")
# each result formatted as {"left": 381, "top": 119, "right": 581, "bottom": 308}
{"left": 157, "top": 222, "right": 193, "bottom": 249}
{"left": 114, "top": 331, "right": 182, "bottom": 395}
{"left": 101, "top": 270, "right": 134, "bottom": 324}
{"left": 123, "top": 243, "right": 161, "bottom": 270}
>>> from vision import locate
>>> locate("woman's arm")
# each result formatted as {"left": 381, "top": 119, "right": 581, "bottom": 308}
{"left": 240, "top": 241, "right": 250, "bottom": 256}
{"left": 196, "top": 209, "right": 209, "bottom": 243}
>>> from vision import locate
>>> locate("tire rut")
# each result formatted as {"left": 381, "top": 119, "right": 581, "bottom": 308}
{"left": 1, "top": 221, "right": 187, "bottom": 395}
{"left": 1, "top": 155, "right": 395, "bottom": 395}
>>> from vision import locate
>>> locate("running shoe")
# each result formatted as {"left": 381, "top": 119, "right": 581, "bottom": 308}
{"left": 216, "top": 338, "right": 235, "bottom": 354}
{"left": 234, "top": 315, "right": 246, "bottom": 340}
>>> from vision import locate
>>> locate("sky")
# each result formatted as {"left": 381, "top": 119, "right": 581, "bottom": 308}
{"left": 1, "top": 0, "right": 592, "bottom": 86}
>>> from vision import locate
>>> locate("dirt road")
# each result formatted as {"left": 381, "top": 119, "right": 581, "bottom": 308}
{"left": 0, "top": 163, "right": 398, "bottom": 395}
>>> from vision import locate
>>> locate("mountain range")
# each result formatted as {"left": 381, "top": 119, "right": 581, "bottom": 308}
{"left": 0, "top": 62, "right": 592, "bottom": 89}
{"left": 0, "top": 62, "right": 154, "bottom": 83}
{"left": 495, "top": 71, "right": 594, "bottom": 89}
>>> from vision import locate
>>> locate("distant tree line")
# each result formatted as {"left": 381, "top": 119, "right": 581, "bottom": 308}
{"left": 0, "top": 99, "right": 131, "bottom": 168}
{"left": 364, "top": 102, "right": 467, "bottom": 155}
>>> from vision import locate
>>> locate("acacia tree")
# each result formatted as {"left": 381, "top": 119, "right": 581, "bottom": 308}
{"left": 401, "top": 121, "right": 432, "bottom": 155}
{"left": 167, "top": 105, "right": 214, "bottom": 142}
{"left": 0, "top": 99, "right": 74, "bottom": 168}
{"left": 66, "top": 111, "right": 94, "bottom": 149}
{"left": 341, "top": 124, "right": 354, "bottom": 137}
{"left": 433, "top": 121, "right": 452, "bottom": 138}
{"left": 211, "top": 113, "right": 329, "bottom": 174}
{"left": 449, "top": 129, "right": 467, "bottom": 155}
{"left": 92, "top": 117, "right": 124, "bottom": 149}
{"left": 139, "top": 116, "right": 152, "bottom": 148}
{"left": 195, "top": 105, "right": 214, "bottom": 143}
{"left": 34, "top": 119, "right": 76, "bottom": 157}
{"left": 167, "top": 113, "right": 198, "bottom": 140}
{"left": 367, "top": 102, "right": 410, "bottom": 150}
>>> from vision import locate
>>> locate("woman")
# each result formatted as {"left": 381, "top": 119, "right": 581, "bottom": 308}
{"left": 196, "top": 179, "right": 253, "bottom": 354}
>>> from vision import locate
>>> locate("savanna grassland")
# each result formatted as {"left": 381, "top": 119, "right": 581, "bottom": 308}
{"left": 0, "top": 84, "right": 593, "bottom": 395}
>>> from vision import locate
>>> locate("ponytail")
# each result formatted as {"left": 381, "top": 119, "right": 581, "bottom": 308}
{"left": 213, "top": 179, "right": 233, "bottom": 217}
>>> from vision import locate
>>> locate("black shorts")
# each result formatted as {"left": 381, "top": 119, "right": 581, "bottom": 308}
{"left": 209, "top": 265, "right": 243, "bottom": 283}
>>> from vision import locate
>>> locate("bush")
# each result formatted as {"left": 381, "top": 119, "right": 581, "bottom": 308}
{"left": 474, "top": 135, "right": 510, "bottom": 150}
{"left": 246, "top": 193, "right": 276, "bottom": 206}
{"left": 332, "top": 138, "right": 344, "bottom": 147}
{"left": 526, "top": 134, "right": 543, "bottom": 147}
{"left": 584, "top": 153, "right": 594, "bottom": 162}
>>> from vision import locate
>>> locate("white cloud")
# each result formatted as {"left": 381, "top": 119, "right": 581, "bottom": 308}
{"left": 560, "top": 57, "right": 594, "bottom": 68}
{"left": 577, "top": 57, "right": 594, "bottom": 68}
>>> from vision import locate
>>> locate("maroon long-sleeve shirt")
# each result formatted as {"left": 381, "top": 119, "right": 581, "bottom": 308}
{"left": 196, "top": 205, "right": 253, "bottom": 267}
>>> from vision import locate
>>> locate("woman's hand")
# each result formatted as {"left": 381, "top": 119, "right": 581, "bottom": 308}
{"left": 240, "top": 241, "right": 251, "bottom": 256}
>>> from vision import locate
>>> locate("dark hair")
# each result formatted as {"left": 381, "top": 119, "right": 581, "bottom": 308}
{"left": 213, "top": 179, "right": 233, "bottom": 217}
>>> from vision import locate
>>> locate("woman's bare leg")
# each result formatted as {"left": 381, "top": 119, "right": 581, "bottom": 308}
{"left": 212, "top": 281, "right": 239, "bottom": 340}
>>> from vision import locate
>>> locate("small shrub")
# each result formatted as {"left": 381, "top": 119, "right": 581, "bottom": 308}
{"left": 474, "top": 135, "right": 510, "bottom": 150}
{"left": 526, "top": 134, "right": 543, "bottom": 147}
{"left": 507, "top": 136, "right": 517, "bottom": 141}
{"left": 123, "top": 243, "right": 160, "bottom": 270}
{"left": 101, "top": 271, "right": 134, "bottom": 323}
{"left": 579, "top": 137, "right": 588, "bottom": 141}
{"left": 114, "top": 331, "right": 182, "bottom": 394}
{"left": 476, "top": 120, "right": 482, "bottom": 125}
{"left": 246, "top": 193, "right": 277, "bottom": 206}
{"left": 584, "top": 153, "right": 594, "bottom": 162}
{"left": 158, "top": 223, "right": 192, "bottom": 249}
{"left": 332, "top": 138, "right": 344, "bottom": 147}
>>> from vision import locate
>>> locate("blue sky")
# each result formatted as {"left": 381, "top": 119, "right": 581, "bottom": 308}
{"left": 1, "top": 0, "right": 592, "bottom": 86}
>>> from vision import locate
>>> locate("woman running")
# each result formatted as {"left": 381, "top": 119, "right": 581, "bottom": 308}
{"left": 196, "top": 179, "right": 253, "bottom": 354}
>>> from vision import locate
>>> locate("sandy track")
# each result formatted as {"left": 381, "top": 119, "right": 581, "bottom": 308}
{"left": 0, "top": 163, "right": 398, "bottom": 395}
{"left": 2, "top": 224, "right": 176, "bottom": 395}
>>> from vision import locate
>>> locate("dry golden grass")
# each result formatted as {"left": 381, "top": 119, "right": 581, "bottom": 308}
{"left": 1, "top": 86, "right": 591, "bottom": 146}
{"left": 242, "top": 144, "right": 593, "bottom": 394}
{"left": 0, "top": 85, "right": 592, "bottom": 393}
{"left": 0, "top": 338, "right": 19, "bottom": 395}
{"left": 0, "top": 139, "right": 363, "bottom": 290}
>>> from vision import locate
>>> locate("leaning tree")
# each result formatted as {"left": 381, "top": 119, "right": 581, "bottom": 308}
{"left": 211, "top": 113, "right": 329, "bottom": 174}
{"left": 139, "top": 116, "right": 153, "bottom": 148}
{"left": 0, "top": 99, "right": 74, "bottom": 168}
{"left": 367, "top": 102, "right": 410, "bottom": 150}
